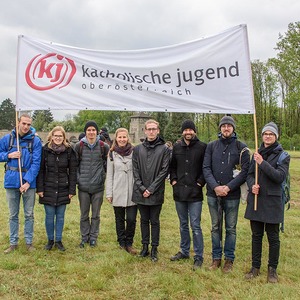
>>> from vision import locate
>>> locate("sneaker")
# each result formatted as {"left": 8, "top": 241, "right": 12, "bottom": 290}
{"left": 90, "top": 240, "right": 97, "bottom": 247}
{"left": 267, "top": 266, "right": 278, "bottom": 283}
{"left": 55, "top": 241, "right": 66, "bottom": 251}
{"left": 4, "top": 245, "right": 18, "bottom": 254}
{"left": 193, "top": 258, "right": 203, "bottom": 271}
{"left": 79, "top": 240, "right": 86, "bottom": 248}
{"left": 26, "top": 244, "right": 36, "bottom": 252}
{"left": 223, "top": 259, "right": 233, "bottom": 273}
{"left": 170, "top": 251, "right": 189, "bottom": 261}
{"left": 44, "top": 240, "right": 54, "bottom": 251}
{"left": 245, "top": 267, "right": 260, "bottom": 279}
{"left": 209, "top": 259, "right": 221, "bottom": 270}
{"left": 126, "top": 246, "right": 137, "bottom": 255}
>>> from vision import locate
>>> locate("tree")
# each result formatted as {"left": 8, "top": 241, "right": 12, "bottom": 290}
{"left": 74, "top": 110, "right": 132, "bottom": 133}
{"left": 32, "top": 110, "right": 54, "bottom": 131}
{"left": 269, "top": 22, "right": 300, "bottom": 139}
{"left": 0, "top": 98, "right": 15, "bottom": 130}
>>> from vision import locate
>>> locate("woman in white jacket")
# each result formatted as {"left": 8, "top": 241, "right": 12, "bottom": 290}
{"left": 106, "top": 128, "right": 137, "bottom": 254}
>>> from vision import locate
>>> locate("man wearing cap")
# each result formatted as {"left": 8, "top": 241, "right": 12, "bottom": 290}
{"left": 169, "top": 120, "right": 207, "bottom": 270}
{"left": 244, "top": 122, "right": 290, "bottom": 283}
{"left": 74, "top": 121, "right": 109, "bottom": 248}
{"left": 203, "top": 115, "right": 250, "bottom": 273}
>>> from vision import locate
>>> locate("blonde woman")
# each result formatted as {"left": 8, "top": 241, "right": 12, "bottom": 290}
{"left": 37, "top": 126, "right": 77, "bottom": 251}
{"left": 106, "top": 128, "right": 137, "bottom": 254}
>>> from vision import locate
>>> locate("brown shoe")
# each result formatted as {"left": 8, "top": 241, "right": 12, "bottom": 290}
{"left": 4, "top": 245, "right": 18, "bottom": 254}
{"left": 245, "top": 267, "right": 260, "bottom": 279}
{"left": 267, "top": 267, "right": 278, "bottom": 283}
{"left": 26, "top": 244, "right": 36, "bottom": 252}
{"left": 223, "top": 259, "right": 233, "bottom": 273}
{"left": 209, "top": 259, "right": 221, "bottom": 270}
{"left": 126, "top": 246, "right": 137, "bottom": 255}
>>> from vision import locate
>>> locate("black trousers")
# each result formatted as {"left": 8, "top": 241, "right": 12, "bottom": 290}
{"left": 250, "top": 220, "right": 280, "bottom": 269}
{"left": 137, "top": 204, "right": 162, "bottom": 247}
{"left": 113, "top": 206, "right": 137, "bottom": 247}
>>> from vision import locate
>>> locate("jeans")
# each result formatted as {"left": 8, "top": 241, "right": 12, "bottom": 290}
{"left": 6, "top": 188, "right": 36, "bottom": 245}
{"left": 137, "top": 204, "right": 162, "bottom": 247}
{"left": 113, "top": 205, "right": 137, "bottom": 247}
{"left": 250, "top": 221, "right": 280, "bottom": 269}
{"left": 175, "top": 201, "right": 204, "bottom": 259}
{"left": 207, "top": 196, "right": 240, "bottom": 261}
{"left": 79, "top": 190, "right": 104, "bottom": 242}
{"left": 44, "top": 204, "right": 67, "bottom": 242}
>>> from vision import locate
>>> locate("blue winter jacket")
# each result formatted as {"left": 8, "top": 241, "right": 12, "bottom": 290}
{"left": 0, "top": 127, "right": 42, "bottom": 189}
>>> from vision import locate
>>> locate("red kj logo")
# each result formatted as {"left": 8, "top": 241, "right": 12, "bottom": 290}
{"left": 25, "top": 53, "right": 76, "bottom": 90}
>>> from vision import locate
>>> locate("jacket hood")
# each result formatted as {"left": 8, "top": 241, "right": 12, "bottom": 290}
{"left": 12, "top": 126, "right": 36, "bottom": 141}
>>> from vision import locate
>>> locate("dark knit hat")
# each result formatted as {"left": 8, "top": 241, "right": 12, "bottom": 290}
{"left": 262, "top": 122, "right": 279, "bottom": 139}
{"left": 181, "top": 120, "right": 196, "bottom": 133}
{"left": 219, "top": 116, "right": 236, "bottom": 130}
{"left": 84, "top": 121, "right": 99, "bottom": 133}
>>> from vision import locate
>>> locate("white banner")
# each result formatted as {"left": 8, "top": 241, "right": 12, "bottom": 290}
{"left": 16, "top": 24, "right": 255, "bottom": 114}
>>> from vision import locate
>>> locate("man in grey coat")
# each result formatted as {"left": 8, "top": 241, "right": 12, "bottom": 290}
{"left": 75, "top": 121, "right": 109, "bottom": 248}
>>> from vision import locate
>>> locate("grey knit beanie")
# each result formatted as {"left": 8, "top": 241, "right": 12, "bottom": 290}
{"left": 261, "top": 122, "right": 279, "bottom": 139}
{"left": 219, "top": 116, "right": 236, "bottom": 130}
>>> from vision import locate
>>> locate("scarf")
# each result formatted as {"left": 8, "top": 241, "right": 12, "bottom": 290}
{"left": 258, "top": 141, "right": 279, "bottom": 160}
{"left": 51, "top": 143, "right": 67, "bottom": 154}
{"left": 114, "top": 143, "right": 133, "bottom": 157}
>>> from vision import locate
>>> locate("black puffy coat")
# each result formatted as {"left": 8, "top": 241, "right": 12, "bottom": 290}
{"left": 132, "top": 137, "right": 171, "bottom": 206}
{"left": 170, "top": 137, "right": 207, "bottom": 202}
{"left": 37, "top": 143, "right": 78, "bottom": 206}
{"left": 244, "top": 144, "right": 290, "bottom": 224}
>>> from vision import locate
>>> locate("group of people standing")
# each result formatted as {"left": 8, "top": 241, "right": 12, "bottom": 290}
{"left": 0, "top": 114, "right": 290, "bottom": 284}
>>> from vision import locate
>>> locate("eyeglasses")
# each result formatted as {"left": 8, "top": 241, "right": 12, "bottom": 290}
{"left": 146, "top": 128, "right": 158, "bottom": 131}
{"left": 53, "top": 135, "right": 63, "bottom": 138}
{"left": 263, "top": 133, "right": 275, "bottom": 137}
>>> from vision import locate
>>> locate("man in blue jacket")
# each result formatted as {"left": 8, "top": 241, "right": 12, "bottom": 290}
{"left": 0, "top": 114, "right": 42, "bottom": 253}
{"left": 203, "top": 115, "right": 249, "bottom": 273}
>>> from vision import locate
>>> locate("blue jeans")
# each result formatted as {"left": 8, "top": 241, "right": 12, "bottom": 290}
{"left": 175, "top": 201, "right": 204, "bottom": 260}
{"left": 6, "top": 188, "right": 36, "bottom": 245}
{"left": 44, "top": 204, "right": 67, "bottom": 242}
{"left": 207, "top": 196, "right": 240, "bottom": 261}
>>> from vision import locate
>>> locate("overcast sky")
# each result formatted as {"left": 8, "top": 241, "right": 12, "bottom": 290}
{"left": 0, "top": 0, "right": 299, "bottom": 120}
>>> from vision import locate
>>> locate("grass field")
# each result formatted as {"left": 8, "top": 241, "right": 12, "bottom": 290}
{"left": 0, "top": 152, "right": 299, "bottom": 300}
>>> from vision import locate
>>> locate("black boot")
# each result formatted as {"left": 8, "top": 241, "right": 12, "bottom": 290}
{"left": 151, "top": 246, "right": 158, "bottom": 262}
{"left": 44, "top": 240, "right": 54, "bottom": 251}
{"left": 55, "top": 241, "right": 66, "bottom": 251}
{"left": 139, "top": 244, "right": 149, "bottom": 257}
